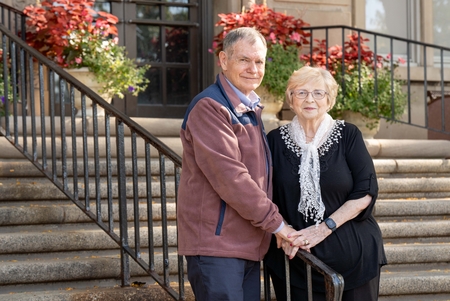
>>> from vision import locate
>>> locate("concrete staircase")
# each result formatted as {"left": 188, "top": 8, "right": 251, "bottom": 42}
{"left": 0, "top": 157, "right": 182, "bottom": 301}
{"left": 1, "top": 118, "right": 450, "bottom": 300}
{"left": 374, "top": 159, "right": 450, "bottom": 301}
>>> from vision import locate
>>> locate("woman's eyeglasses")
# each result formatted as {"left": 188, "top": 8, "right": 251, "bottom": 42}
{"left": 291, "top": 89, "right": 328, "bottom": 100}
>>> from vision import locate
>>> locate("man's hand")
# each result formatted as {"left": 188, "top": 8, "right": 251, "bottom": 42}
{"left": 274, "top": 224, "right": 299, "bottom": 248}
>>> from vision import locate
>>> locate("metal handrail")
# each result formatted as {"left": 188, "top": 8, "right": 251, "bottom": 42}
{"left": 0, "top": 19, "right": 186, "bottom": 301}
{"left": 0, "top": 2, "right": 26, "bottom": 39}
{"left": 263, "top": 251, "right": 344, "bottom": 301}
{"left": 300, "top": 25, "right": 450, "bottom": 137}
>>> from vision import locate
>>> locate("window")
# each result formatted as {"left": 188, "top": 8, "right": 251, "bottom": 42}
{"left": 365, "top": 0, "right": 420, "bottom": 62}
{"left": 103, "top": 0, "right": 209, "bottom": 118}
{"left": 432, "top": 0, "right": 450, "bottom": 61}
{"left": 132, "top": 1, "right": 200, "bottom": 117}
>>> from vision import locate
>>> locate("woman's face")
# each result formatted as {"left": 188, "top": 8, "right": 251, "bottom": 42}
{"left": 290, "top": 80, "right": 329, "bottom": 123}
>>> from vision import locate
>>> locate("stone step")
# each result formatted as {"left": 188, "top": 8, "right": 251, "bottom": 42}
{"left": 1, "top": 117, "right": 183, "bottom": 138}
{"left": 379, "top": 294, "right": 450, "bottom": 301}
{"left": 375, "top": 198, "right": 450, "bottom": 218}
{"left": 0, "top": 285, "right": 178, "bottom": 301}
{"left": 0, "top": 135, "right": 183, "bottom": 159}
{"left": 378, "top": 292, "right": 450, "bottom": 301}
{"left": 378, "top": 177, "right": 450, "bottom": 199}
{"left": 0, "top": 201, "right": 176, "bottom": 226}
{"left": 0, "top": 158, "right": 176, "bottom": 178}
{"left": 0, "top": 249, "right": 181, "bottom": 285}
{"left": 365, "top": 139, "right": 450, "bottom": 159}
{"left": 379, "top": 263, "right": 450, "bottom": 296}
{"left": 373, "top": 159, "right": 450, "bottom": 176}
{"left": 379, "top": 220, "right": 450, "bottom": 240}
{"left": 0, "top": 177, "right": 177, "bottom": 200}
{"left": 0, "top": 248, "right": 187, "bottom": 300}
{"left": 384, "top": 243, "right": 450, "bottom": 264}
{"left": 0, "top": 224, "right": 178, "bottom": 253}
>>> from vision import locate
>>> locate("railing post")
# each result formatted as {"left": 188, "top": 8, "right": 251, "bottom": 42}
{"left": 159, "top": 153, "right": 170, "bottom": 286}
{"left": 285, "top": 255, "right": 291, "bottom": 301}
{"left": 116, "top": 119, "right": 131, "bottom": 287}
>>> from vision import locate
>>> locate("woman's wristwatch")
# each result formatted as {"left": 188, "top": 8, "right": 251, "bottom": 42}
{"left": 324, "top": 217, "right": 337, "bottom": 232}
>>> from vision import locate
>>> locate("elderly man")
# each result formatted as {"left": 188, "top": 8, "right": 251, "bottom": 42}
{"left": 177, "top": 27, "right": 295, "bottom": 301}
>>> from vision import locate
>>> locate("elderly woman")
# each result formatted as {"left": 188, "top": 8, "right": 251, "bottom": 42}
{"left": 264, "top": 66, "right": 387, "bottom": 301}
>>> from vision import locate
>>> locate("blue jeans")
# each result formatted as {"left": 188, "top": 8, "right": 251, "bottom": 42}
{"left": 186, "top": 255, "right": 261, "bottom": 301}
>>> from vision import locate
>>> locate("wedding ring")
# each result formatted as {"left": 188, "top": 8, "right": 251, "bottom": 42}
{"left": 304, "top": 239, "right": 309, "bottom": 246}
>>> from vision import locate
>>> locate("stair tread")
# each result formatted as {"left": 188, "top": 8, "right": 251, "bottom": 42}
{"left": 381, "top": 263, "right": 450, "bottom": 274}
{"left": 0, "top": 277, "right": 178, "bottom": 300}
{"left": 0, "top": 248, "right": 178, "bottom": 261}
{"left": 378, "top": 294, "right": 450, "bottom": 301}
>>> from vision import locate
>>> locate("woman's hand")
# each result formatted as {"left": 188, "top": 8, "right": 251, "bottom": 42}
{"left": 288, "top": 194, "right": 374, "bottom": 249}
{"left": 288, "top": 223, "right": 330, "bottom": 250}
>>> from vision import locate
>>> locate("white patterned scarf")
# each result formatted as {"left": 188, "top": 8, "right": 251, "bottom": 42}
{"left": 289, "top": 113, "right": 335, "bottom": 224}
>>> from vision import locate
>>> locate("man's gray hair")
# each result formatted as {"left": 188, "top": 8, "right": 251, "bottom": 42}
{"left": 222, "top": 27, "right": 267, "bottom": 57}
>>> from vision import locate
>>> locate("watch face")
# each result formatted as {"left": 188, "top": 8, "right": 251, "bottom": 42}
{"left": 326, "top": 218, "right": 336, "bottom": 229}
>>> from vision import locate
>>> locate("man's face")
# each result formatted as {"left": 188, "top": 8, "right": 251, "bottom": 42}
{"left": 219, "top": 38, "right": 267, "bottom": 97}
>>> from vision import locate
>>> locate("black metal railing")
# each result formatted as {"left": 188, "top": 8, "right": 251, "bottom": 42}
{"left": 263, "top": 252, "right": 344, "bottom": 301}
{"left": 0, "top": 18, "right": 186, "bottom": 301}
{"left": 301, "top": 25, "right": 450, "bottom": 137}
{"left": 0, "top": 2, "right": 25, "bottom": 39}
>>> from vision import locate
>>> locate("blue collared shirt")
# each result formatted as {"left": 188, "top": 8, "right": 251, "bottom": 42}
{"left": 225, "top": 78, "right": 260, "bottom": 110}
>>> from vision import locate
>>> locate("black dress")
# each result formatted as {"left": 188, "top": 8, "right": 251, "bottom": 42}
{"left": 264, "top": 120, "right": 387, "bottom": 297}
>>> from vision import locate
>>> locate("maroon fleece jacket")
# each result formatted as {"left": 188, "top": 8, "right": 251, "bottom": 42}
{"left": 177, "top": 73, "right": 283, "bottom": 261}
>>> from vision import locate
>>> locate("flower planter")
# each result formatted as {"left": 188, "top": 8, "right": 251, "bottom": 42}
{"left": 65, "top": 67, "right": 111, "bottom": 117}
{"left": 24, "top": 1, "right": 148, "bottom": 116}
{"left": 342, "top": 111, "right": 380, "bottom": 139}
{"left": 255, "top": 86, "right": 284, "bottom": 132}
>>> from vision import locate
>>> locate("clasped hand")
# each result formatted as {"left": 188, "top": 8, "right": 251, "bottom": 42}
{"left": 275, "top": 224, "right": 328, "bottom": 259}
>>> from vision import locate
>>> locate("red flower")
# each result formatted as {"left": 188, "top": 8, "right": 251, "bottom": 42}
{"left": 212, "top": 4, "right": 310, "bottom": 56}
{"left": 301, "top": 32, "right": 385, "bottom": 74}
{"left": 23, "top": 0, "right": 118, "bottom": 67}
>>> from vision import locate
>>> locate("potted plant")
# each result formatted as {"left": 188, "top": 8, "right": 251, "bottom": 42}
{"left": 212, "top": 3, "right": 309, "bottom": 128}
{"left": 301, "top": 33, "right": 407, "bottom": 137}
{"left": 23, "top": 0, "right": 149, "bottom": 116}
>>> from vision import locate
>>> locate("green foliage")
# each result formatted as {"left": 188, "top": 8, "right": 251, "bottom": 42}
{"left": 302, "top": 33, "right": 408, "bottom": 129}
{"left": 24, "top": 0, "right": 149, "bottom": 100}
{"left": 66, "top": 30, "right": 149, "bottom": 99}
{"left": 261, "top": 44, "right": 304, "bottom": 100}
{"left": 331, "top": 62, "right": 407, "bottom": 129}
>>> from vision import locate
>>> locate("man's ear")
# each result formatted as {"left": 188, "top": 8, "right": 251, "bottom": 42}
{"left": 219, "top": 51, "right": 227, "bottom": 71}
